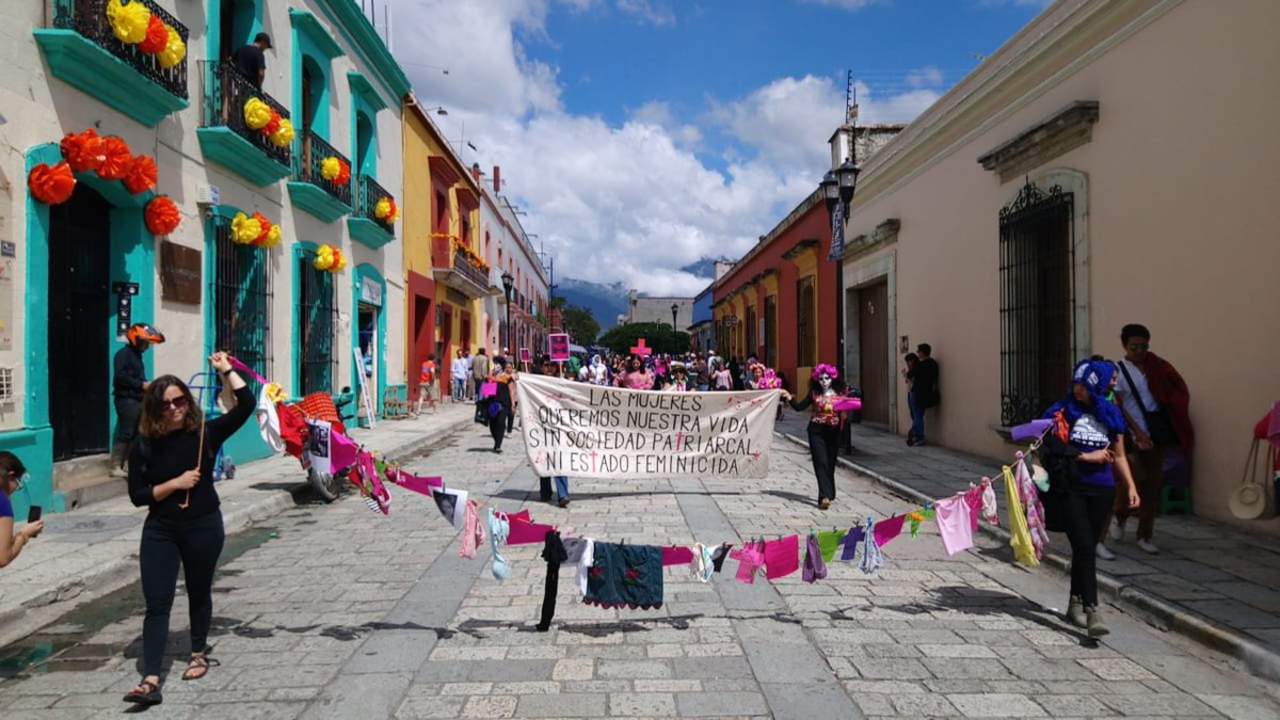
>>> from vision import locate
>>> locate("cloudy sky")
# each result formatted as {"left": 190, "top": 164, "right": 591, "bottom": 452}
{"left": 385, "top": 0, "right": 1045, "bottom": 294}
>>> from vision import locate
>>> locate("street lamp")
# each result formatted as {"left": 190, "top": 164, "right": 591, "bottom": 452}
{"left": 501, "top": 271, "right": 514, "bottom": 357}
{"left": 671, "top": 303, "right": 679, "bottom": 332}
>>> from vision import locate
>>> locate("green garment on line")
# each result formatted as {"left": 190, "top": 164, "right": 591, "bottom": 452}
{"left": 816, "top": 530, "right": 847, "bottom": 563}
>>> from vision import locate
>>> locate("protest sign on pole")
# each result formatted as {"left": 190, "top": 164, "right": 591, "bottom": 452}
{"left": 548, "top": 333, "right": 570, "bottom": 362}
{"left": 516, "top": 374, "right": 780, "bottom": 479}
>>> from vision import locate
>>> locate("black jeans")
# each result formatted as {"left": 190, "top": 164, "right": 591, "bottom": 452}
{"left": 807, "top": 422, "right": 840, "bottom": 502}
{"left": 114, "top": 398, "right": 141, "bottom": 447}
{"left": 490, "top": 408, "right": 510, "bottom": 450}
{"left": 1062, "top": 486, "right": 1114, "bottom": 607}
{"left": 140, "top": 511, "right": 225, "bottom": 677}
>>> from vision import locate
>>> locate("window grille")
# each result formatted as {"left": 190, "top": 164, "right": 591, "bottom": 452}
{"left": 297, "top": 248, "right": 338, "bottom": 395}
{"left": 0, "top": 367, "right": 13, "bottom": 401}
{"left": 796, "top": 275, "right": 817, "bottom": 367}
{"left": 212, "top": 216, "right": 272, "bottom": 393}
{"left": 999, "top": 180, "right": 1075, "bottom": 426}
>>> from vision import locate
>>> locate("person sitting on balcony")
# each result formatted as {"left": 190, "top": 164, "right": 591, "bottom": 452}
{"left": 233, "top": 33, "right": 272, "bottom": 89}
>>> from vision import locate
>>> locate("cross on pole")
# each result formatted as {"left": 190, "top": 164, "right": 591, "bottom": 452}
{"left": 630, "top": 338, "right": 652, "bottom": 357}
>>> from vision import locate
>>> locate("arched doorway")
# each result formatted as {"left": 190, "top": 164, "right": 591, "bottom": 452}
{"left": 48, "top": 186, "right": 112, "bottom": 459}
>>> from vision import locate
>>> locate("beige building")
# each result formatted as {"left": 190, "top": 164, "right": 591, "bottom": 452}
{"left": 838, "top": 0, "right": 1280, "bottom": 527}
{"left": 620, "top": 291, "right": 693, "bottom": 331}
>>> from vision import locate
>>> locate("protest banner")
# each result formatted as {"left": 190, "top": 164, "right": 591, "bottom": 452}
{"left": 516, "top": 374, "right": 780, "bottom": 479}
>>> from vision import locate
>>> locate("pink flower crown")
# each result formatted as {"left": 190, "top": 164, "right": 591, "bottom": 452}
{"left": 811, "top": 363, "right": 839, "bottom": 382}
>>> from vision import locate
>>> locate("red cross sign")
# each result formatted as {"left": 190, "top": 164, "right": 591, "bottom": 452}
{"left": 630, "top": 338, "right": 652, "bottom": 357}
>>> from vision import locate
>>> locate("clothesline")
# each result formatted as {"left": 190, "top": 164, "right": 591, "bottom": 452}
{"left": 234, "top": 354, "right": 1052, "bottom": 622}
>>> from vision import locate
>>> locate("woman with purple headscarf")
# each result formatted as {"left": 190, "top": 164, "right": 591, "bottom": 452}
{"left": 781, "top": 364, "right": 846, "bottom": 510}
{"left": 1040, "top": 358, "right": 1139, "bottom": 638}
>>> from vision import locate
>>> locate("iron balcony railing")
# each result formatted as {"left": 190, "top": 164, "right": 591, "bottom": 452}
{"left": 201, "top": 60, "right": 291, "bottom": 167}
{"left": 53, "top": 0, "right": 188, "bottom": 99}
{"left": 454, "top": 250, "right": 489, "bottom": 290}
{"left": 296, "top": 131, "right": 352, "bottom": 207}
{"left": 355, "top": 173, "right": 395, "bottom": 232}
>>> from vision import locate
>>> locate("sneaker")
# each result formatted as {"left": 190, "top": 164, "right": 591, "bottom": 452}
{"left": 1085, "top": 606, "right": 1110, "bottom": 638}
{"left": 1109, "top": 520, "right": 1125, "bottom": 543}
{"left": 1137, "top": 539, "right": 1159, "bottom": 555}
{"left": 818, "top": 498, "right": 832, "bottom": 510}
{"left": 1066, "top": 595, "right": 1087, "bottom": 628}
{"left": 1095, "top": 543, "right": 1116, "bottom": 561}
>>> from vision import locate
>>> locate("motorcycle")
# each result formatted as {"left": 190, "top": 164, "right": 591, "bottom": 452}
{"left": 284, "top": 387, "right": 356, "bottom": 503}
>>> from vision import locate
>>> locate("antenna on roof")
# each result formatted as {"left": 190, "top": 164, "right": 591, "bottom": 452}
{"left": 845, "top": 69, "right": 858, "bottom": 125}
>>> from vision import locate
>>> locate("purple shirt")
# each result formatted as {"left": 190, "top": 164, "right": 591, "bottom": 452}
{"left": 1069, "top": 413, "right": 1116, "bottom": 487}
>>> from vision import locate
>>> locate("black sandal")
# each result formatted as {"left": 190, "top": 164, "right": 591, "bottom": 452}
{"left": 123, "top": 679, "right": 162, "bottom": 706}
{"left": 181, "top": 652, "right": 219, "bottom": 681}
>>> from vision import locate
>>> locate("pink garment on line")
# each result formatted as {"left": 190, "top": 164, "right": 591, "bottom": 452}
{"left": 730, "top": 542, "right": 765, "bottom": 584}
{"left": 330, "top": 430, "right": 360, "bottom": 473}
{"left": 459, "top": 500, "right": 486, "bottom": 559}
{"left": 874, "top": 514, "right": 906, "bottom": 547}
{"left": 662, "top": 546, "right": 694, "bottom": 566}
{"left": 764, "top": 535, "right": 800, "bottom": 580}
{"left": 394, "top": 472, "right": 444, "bottom": 498}
{"left": 935, "top": 496, "right": 974, "bottom": 556}
{"left": 506, "top": 517, "right": 554, "bottom": 546}
{"left": 963, "top": 487, "right": 983, "bottom": 532}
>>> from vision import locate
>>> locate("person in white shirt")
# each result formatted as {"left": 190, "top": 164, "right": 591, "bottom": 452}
{"left": 450, "top": 350, "right": 468, "bottom": 402}
{"left": 1109, "top": 324, "right": 1183, "bottom": 556}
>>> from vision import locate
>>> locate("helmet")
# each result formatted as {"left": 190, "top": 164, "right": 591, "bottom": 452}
{"left": 126, "top": 323, "right": 165, "bottom": 347}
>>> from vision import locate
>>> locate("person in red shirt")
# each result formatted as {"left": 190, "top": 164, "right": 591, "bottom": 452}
{"left": 417, "top": 354, "right": 439, "bottom": 414}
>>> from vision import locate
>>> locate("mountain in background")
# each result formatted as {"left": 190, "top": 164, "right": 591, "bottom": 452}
{"left": 557, "top": 257, "right": 732, "bottom": 332}
{"left": 679, "top": 256, "right": 733, "bottom": 279}
{"left": 556, "top": 278, "right": 630, "bottom": 332}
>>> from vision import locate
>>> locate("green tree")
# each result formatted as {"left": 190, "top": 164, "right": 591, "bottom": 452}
{"left": 561, "top": 304, "right": 601, "bottom": 346}
{"left": 597, "top": 322, "right": 690, "bottom": 355}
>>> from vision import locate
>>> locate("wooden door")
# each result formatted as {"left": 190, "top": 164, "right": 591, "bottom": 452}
{"left": 857, "top": 280, "right": 890, "bottom": 425}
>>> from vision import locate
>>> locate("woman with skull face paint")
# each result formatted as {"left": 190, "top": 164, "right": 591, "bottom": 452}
{"left": 781, "top": 364, "right": 846, "bottom": 509}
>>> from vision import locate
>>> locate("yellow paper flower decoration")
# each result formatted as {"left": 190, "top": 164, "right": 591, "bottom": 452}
{"left": 269, "top": 119, "right": 295, "bottom": 148}
{"left": 333, "top": 251, "right": 347, "bottom": 271}
{"left": 313, "top": 245, "right": 335, "bottom": 270}
{"left": 158, "top": 26, "right": 186, "bottom": 69}
{"left": 265, "top": 383, "right": 287, "bottom": 404}
{"left": 263, "top": 224, "right": 282, "bottom": 248}
{"left": 320, "top": 157, "right": 341, "bottom": 182}
{"left": 374, "top": 198, "right": 392, "bottom": 219}
{"left": 230, "top": 212, "right": 262, "bottom": 245}
{"left": 243, "top": 98, "right": 272, "bottom": 131}
{"left": 107, "top": 0, "right": 150, "bottom": 45}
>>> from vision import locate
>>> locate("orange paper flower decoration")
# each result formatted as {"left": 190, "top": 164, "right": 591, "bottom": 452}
{"left": 96, "top": 137, "right": 133, "bottom": 181}
{"left": 335, "top": 160, "right": 351, "bottom": 186}
{"left": 61, "top": 129, "right": 105, "bottom": 173}
{"left": 144, "top": 195, "right": 181, "bottom": 235}
{"left": 138, "top": 15, "right": 168, "bottom": 54}
{"left": 28, "top": 162, "right": 77, "bottom": 205}
{"left": 263, "top": 110, "right": 282, "bottom": 137}
{"left": 123, "top": 155, "right": 158, "bottom": 195}
{"left": 252, "top": 212, "right": 272, "bottom": 245}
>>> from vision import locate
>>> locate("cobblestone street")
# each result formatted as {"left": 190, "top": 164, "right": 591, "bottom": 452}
{"left": 2, "top": 424, "right": 1277, "bottom": 719}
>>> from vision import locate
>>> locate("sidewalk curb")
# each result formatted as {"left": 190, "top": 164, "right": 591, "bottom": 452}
{"left": 778, "top": 431, "right": 1280, "bottom": 681}
{"left": 0, "top": 414, "right": 473, "bottom": 649}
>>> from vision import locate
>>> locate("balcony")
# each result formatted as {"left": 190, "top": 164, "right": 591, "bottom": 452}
{"left": 197, "top": 61, "right": 291, "bottom": 186}
{"left": 287, "top": 131, "right": 352, "bottom": 223}
{"left": 35, "top": 0, "right": 189, "bottom": 127}
{"left": 347, "top": 174, "right": 395, "bottom": 249}
{"left": 431, "top": 235, "right": 490, "bottom": 299}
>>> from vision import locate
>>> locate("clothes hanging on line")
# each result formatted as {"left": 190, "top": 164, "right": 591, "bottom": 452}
{"left": 583, "top": 543, "right": 663, "bottom": 610}
{"left": 537, "top": 531, "right": 568, "bottom": 632}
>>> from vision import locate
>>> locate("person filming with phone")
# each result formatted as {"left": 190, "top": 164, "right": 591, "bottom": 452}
{"left": 0, "top": 451, "right": 44, "bottom": 568}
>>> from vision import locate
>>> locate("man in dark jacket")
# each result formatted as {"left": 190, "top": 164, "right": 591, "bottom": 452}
{"left": 907, "top": 343, "right": 940, "bottom": 446}
{"left": 110, "top": 324, "right": 163, "bottom": 477}
{"left": 232, "top": 33, "right": 272, "bottom": 89}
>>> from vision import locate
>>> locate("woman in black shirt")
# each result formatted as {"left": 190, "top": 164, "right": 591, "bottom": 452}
{"left": 123, "top": 352, "right": 254, "bottom": 706}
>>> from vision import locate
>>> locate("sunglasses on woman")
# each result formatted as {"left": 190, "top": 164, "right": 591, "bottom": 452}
{"left": 161, "top": 396, "right": 189, "bottom": 410}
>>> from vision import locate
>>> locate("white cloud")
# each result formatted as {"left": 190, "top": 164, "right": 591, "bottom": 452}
{"left": 906, "top": 66, "right": 944, "bottom": 88}
{"left": 797, "top": 0, "right": 884, "bottom": 10}
{"left": 616, "top": 0, "right": 676, "bottom": 26}
{"left": 389, "top": 1, "right": 938, "bottom": 295}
